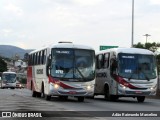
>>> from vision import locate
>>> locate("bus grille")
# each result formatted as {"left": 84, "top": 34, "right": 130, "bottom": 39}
{"left": 58, "top": 91, "right": 87, "bottom": 95}
{"left": 131, "top": 88, "right": 148, "bottom": 90}
{"left": 125, "top": 91, "right": 151, "bottom": 95}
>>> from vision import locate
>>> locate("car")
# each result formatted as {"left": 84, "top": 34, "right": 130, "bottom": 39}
{"left": 16, "top": 81, "right": 24, "bottom": 89}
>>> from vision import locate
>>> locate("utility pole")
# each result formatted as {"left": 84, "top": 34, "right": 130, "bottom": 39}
{"left": 143, "top": 34, "right": 151, "bottom": 43}
{"left": 131, "top": 0, "right": 134, "bottom": 47}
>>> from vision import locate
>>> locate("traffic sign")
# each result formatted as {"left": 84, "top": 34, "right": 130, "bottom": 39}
{"left": 100, "top": 46, "right": 118, "bottom": 50}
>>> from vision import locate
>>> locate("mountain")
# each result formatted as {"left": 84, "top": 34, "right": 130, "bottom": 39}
{"left": 0, "top": 45, "right": 34, "bottom": 59}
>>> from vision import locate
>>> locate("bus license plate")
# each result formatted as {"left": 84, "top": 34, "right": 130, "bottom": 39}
{"left": 135, "top": 91, "right": 142, "bottom": 94}
{"left": 69, "top": 91, "right": 76, "bottom": 94}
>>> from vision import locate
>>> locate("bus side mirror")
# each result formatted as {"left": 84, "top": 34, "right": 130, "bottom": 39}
{"left": 46, "top": 54, "right": 51, "bottom": 76}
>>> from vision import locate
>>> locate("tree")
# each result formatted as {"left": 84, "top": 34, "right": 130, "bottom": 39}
{"left": 133, "top": 42, "right": 160, "bottom": 52}
{"left": 0, "top": 56, "right": 7, "bottom": 72}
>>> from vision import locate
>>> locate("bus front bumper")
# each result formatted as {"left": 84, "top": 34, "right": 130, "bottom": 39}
{"left": 49, "top": 83, "right": 94, "bottom": 97}
{"left": 118, "top": 84, "right": 157, "bottom": 96}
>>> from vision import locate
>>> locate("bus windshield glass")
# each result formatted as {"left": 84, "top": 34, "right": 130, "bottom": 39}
{"left": 118, "top": 53, "right": 157, "bottom": 80}
{"left": 51, "top": 48, "right": 95, "bottom": 81}
{"left": 2, "top": 73, "right": 16, "bottom": 83}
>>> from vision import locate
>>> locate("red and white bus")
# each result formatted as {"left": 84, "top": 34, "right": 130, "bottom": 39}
{"left": 95, "top": 48, "right": 158, "bottom": 102}
{"left": 27, "top": 42, "right": 95, "bottom": 102}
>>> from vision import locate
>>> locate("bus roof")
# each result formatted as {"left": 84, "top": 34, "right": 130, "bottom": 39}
{"left": 96, "top": 47, "right": 155, "bottom": 55}
{"left": 29, "top": 42, "right": 94, "bottom": 54}
{"left": 51, "top": 42, "right": 94, "bottom": 50}
{"left": 3, "top": 72, "right": 16, "bottom": 74}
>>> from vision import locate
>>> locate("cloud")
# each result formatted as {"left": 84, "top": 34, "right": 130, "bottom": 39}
{"left": 1, "top": 29, "right": 13, "bottom": 37}
{"left": 0, "top": 0, "right": 159, "bottom": 52}
{"left": 150, "top": 0, "right": 160, "bottom": 5}
{"left": 4, "top": 3, "right": 23, "bottom": 16}
{"left": 72, "top": 0, "right": 104, "bottom": 6}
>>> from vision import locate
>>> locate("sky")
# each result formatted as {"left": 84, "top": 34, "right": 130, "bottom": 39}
{"left": 0, "top": 0, "right": 160, "bottom": 52}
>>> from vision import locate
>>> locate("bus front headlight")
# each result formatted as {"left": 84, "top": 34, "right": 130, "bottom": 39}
{"left": 150, "top": 85, "right": 157, "bottom": 90}
{"left": 51, "top": 83, "right": 59, "bottom": 89}
{"left": 119, "top": 84, "right": 126, "bottom": 89}
{"left": 54, "top": 84, "right": 59, "bottom": 89}
{"left": 87, "top": 85, "right": 94, "bottom": 90}
{"left": 87, "top": 85, "right": 91, "bottom": 90}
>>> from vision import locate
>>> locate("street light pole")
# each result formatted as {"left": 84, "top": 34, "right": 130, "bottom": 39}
{"left": 143, "top": 34, "right": 151, "bottom": 43}
{"left": 131, "top": 0, "right": 134, "bottom": 47}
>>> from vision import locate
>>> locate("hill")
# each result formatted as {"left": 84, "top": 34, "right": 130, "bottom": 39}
{"left": 0, "top": 45, "right": 34, "bottom": 59}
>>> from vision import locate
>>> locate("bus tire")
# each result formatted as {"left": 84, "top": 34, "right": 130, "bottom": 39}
{"left": 78, "top": 97, "right": 84, "bottom": 102}
{"left": 37, "top": 92, "right": 41, "bottom": 98}
{"left": 104, "top": 85, "right": 118, "bottom": 101}
{"left": 41, "top": 83, "right": 45, "bottom": 98}
{"left": 59, "top": 96, "right": 68, "bottom": 100}
{"left": 45, "top": 95, "right": 51, "bottom": 101}
{"left": 87, "top": 95, "right": 94, "bottom": 99}
{"left": 137, "top": 96, "right": 145, "bottom": 102}
{"left": 32, "top": 91, "right": 37, "bottom": 97}
{"left": 104, "top": 84, "right": 110, "bottom": 100}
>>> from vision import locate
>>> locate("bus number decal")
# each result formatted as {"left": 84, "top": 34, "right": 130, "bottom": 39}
{"left": 56, "top": 70, "right": 63, "bottom": 74}
{"left": 37, "top": 69, "right": 43, "bottom": 74}
{"left": 124, "top": 69, "right": 132, "bottom": 73}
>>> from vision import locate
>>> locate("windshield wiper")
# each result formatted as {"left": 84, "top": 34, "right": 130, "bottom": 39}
{"left": 141, "top": 71, "right": 150, "bottom": 81}
{"left": 75, "top": 67, "right": 85, "bottom": 81}
{"left": 128, "top": 73, "right": 134, "bottom": 81}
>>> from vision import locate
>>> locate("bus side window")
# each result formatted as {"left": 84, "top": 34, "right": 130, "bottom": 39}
{"left": 43, "top": 50, "right": 46, "bottom": 64}
{"left": 104, "top": 53, "right": 110, "bottom": 68}
{"left": 33, "top": 53, "right": 35, "bottom": 65}
{"left": 96, "top": 54, "right": 104, "bottom": 69}
{"left": 42, "top": 50, "right": 44, "bottom": 64}
{"left": 110, "top": 59, "right": 117, "bottom": 76}
{"left": 96, "top": 56, "right": 99, "bottom": 69}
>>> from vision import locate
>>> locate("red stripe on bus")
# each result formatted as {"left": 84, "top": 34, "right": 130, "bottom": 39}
{"left": 49, "top": 76, "right": 76, "bottom": 89}
{"left": 113, "top": 74, "right": 139, "bottom": 89}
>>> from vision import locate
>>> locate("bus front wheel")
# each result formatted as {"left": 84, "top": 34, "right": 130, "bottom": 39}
{"left": 78, "top": 97, "right": 84, "bottom": 102}
{"left": 45, "top": 95, "right": 51, "bottom": 101}
{"left": 137, "top": 96, "right": 145, "bottom": 102}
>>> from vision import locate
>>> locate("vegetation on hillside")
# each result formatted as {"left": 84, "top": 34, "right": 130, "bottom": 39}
{"left": 0, "top": 56, "right": 7, "bottom": 72}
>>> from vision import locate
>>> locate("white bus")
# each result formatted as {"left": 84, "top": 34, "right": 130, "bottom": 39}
{"left": 94, "top": 48, "right": 157, "bottom": 102}
{"left": 27, "top": 42, "right": 95, "bottom": 102}
{"left": 0, "top": 72, "right": 17, "bottom": 89}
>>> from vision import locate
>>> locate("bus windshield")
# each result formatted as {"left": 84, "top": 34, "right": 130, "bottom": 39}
{"left": 118, "top": 53, "right": 157, "bottom": 80}
{"left": 51, "top": 48, "right": 95, "bottom": 81}
{"left": 2, "top": 73, "right": 16, "bottom": 83}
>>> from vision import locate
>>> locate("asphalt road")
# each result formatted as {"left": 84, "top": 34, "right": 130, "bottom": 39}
{"left": 0, "top": 88, "right": 160, "bottom": 120}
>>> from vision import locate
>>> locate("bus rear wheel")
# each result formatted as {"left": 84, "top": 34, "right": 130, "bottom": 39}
{"left": 104, "top": 85, "right": 118, "bottom": 101}
{"left": 32, "top": 91, "right": 37, "bottom": 97}
{"left": 137, "top": 96, "right": 145, "bottom": 102}
{"left": 37, "top": 92, "right": 41, "bottom": 98}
